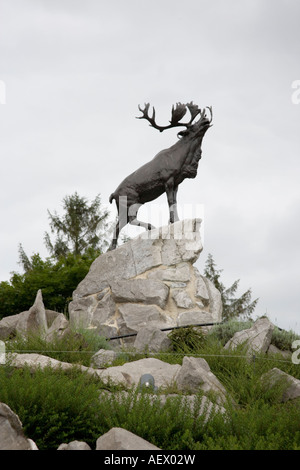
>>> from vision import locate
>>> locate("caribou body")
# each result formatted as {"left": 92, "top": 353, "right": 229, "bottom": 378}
{"left": 108, "top": 102, "right": 212, "bottom": 250}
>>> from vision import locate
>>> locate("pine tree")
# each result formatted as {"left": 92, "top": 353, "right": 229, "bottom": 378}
{"left": 44, "top": 192, "right": 110, "bottom": 260}
{"left": 203, "top": 253, "right": 258, "bottom": 321}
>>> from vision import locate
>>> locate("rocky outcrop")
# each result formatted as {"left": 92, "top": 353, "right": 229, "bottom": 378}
{"left": 224, "top": 317, "right": 274, "bottom": 354}
{"left": 69, "top": 219, "right": 222, "bottom": 342}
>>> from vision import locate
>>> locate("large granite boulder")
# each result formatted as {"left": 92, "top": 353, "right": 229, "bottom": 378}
{"left": 69, "top": 219, "right": 222, "bottom": 342}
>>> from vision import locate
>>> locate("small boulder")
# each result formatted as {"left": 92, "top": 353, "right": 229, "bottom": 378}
{"left": 96, "top": 427, "right": 160, "bottom": 450}
{"left": 133, "top": 327, "right": 172, "bottom": 353}
{"left": 174, "top": 356, "right": 227, "bottom": 402}
{"left": 224, "top": 317, "right": 274, "bottom": 354}
{"left": 91, "top": 349, "right": 118, "bottom": 368}
{"left": 0, "top": 402, "right": 38, "bottom": 450}
{"left": 261, "top": 368, "right": 300, "bottom": 402}
{"left": 57, "top": 440, "right": 91, "bottom": 450}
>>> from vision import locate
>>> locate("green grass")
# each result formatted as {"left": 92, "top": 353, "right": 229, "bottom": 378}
{"left": 5, "top": 327, "right": 111, "bottom": 367}
{"left": 1, "top": 320, "right": 300, "bottom": 450}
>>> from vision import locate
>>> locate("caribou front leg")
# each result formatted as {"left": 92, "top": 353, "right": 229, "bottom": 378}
{"left": 165, "top": 180, "right": 179, "bottom": 224}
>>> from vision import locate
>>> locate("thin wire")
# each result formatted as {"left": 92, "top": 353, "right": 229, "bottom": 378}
{"left": 5, "top": 349, "right": 293, "bottom": 364}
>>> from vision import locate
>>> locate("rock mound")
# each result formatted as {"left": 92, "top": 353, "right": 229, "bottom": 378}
{"left": 69, "top": 219, "right": 222, "bottom": 342}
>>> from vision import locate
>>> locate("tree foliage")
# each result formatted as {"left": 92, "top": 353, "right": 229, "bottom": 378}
{"left": 0, "top": 193, "right": 109, "bottom": 319}
{"left": 203, "top": 253, "right": 259, "bottom": 321}
{"left": 44, "top": 192, "right": 109, "bottom": 261}
{"left": 0, "top": 249, "right": 100, "bottom": 319}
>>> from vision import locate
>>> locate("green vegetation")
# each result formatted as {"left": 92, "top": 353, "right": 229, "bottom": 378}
{"left": 6, "top": 328, "right": 111, "bottom": 366}
{"left": 204, "top": 253, "right": 259, "bottom": 321}
{"left": 0, "top": 193, "right": 110, "bottom": 319}
{"left": 1, "top": 320, "right": 300, "bottom": 450}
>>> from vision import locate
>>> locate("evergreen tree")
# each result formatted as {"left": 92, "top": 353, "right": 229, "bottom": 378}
{"left": 203, "top": 253, "right": 258, "bottom": 321}
{"left": 44, "top": 192, "right": 110, "bottom": 260}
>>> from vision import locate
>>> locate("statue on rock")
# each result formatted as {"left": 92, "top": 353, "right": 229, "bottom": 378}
{"left": 108, "top": 102, "right": 213, "bottom": 250}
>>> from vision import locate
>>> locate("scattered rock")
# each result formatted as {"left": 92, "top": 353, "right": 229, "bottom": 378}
{"left": 57, "top": 440, "right": 91, "bottom": 450}
{"left": 96, "top": 427, "right": 160, "bottom": 450}
{"left": 46, "top": 313, "right": 69, "bottom": 342}
{"left": 261, "top": 367, "right": 300, "bottom": 402}
{"left": 174, "top": 356, "right": 227, "bottom": 402}
{"left": 91, "top": 349, "right": 118, "bottom": 368}
{"left": 267, "top": 344, "right": 291, "bottom": 359}
{"left": 224, "top": 317, "right": 274, "bottom": 354}
{"left": 0, "top": 402, "right": 38, "bottom": 450}
{"left": 133, "top": 327, "right": 172, "bottom": 353}
{"left": 98, "top": 357, "right": 181, "bottom": 388}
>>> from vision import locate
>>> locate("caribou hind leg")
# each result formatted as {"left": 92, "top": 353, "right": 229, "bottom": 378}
{"left": 128, "top": 203, "right": 155, "bottom": 231}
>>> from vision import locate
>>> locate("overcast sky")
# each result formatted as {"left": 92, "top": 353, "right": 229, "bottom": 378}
{"left": 0, "top": 0, "right": 299, "bottom": 333}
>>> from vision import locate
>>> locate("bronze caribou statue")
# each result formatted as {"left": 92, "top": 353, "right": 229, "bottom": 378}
{"left": 108, "top": 102, "right": 212, "bottom": 250}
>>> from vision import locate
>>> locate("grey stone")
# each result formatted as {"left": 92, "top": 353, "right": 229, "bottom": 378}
{"left": 10, "top": 353, "right": 101, "bottom": 380}
{"left": 148, "top": 264, "right": 191, "bottom": 282}
{"left": 224, "top": 317, "right": 274, "bottom": 354}
{"left": 98, "top": 357, "right": 181, "bottom": 388}
{"left": 91, "top": 349, "right": 118, "bottom": 368}
{"left": 73, "top": 219, "right": 202, "bottom": 299}
{"left": 26, "top": 289, "right": 48, "bottom": 334}
{"left": 110, "top": 279, "right": 169, "bottom": 309}
{"left": 46, "top": 313, "right": 69, "bottom": 342}
{"left": 0, "top": 311, "right": 27, "bottom": 340}
{"left": 92, "top": 293, "right": 116, "bottom": 328}
{"left": 203, "top": 277, "right": 223, "bottom": 322}
{"left": 194, "top": 270, "right": 210, "bottom": 305}
{"left": 172, "top": 289, "right": 194, "bottom": 309}
{"left": 177, "top": 310, "right": 214, "bottom": 327}
{"left": 267, "top": 344, "right": 291, "bottom": 359}
{"left": 69, "top": 296, "right": 98, "bottom": 328}
{"left": 261, "top": 368, "right": 300, "bottom": 402}
{"left": 117, "top": 304, "right": 169, "bottom": 336}
{"left": 0, "top": 402, "right": 35, "bottom": 450}
{"left": 96, "top": 427, "right": 160, "bottom": 450}
{"left": 133, "top": 327, "right": 172, "bottom": 353}
{"left": 57, "top": 440, "right": 91, "bottom": 450}
{"left": 174, "top": 356, "right": 227, "bottom": 401}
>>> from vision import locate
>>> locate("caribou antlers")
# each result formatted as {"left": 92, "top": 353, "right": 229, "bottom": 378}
{"left": 137, "top": 102, "right": 212, "bottom": 133}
